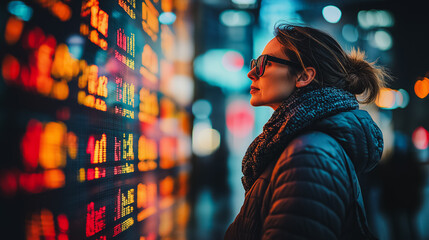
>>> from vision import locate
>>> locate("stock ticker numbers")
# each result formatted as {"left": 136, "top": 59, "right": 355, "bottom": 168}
{"left": 1, "top": 0, "right": 193, "bottom": 239}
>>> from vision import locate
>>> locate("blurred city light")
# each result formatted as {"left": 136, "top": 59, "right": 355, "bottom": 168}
{"left": 2, "top": 54, "right": 20, "bottom": 83}
{"left": 226, "top": 99, "right": 254, "bottom": 137}
{"left": 259, "top": 0, "right": 303, "bottom": 33}
{"left": 322, "top": 5, "right": 342, "bottom": 24}
{"left": 66, "top": 35, "right": 85, "bottom": 60}
{"left": 4, "top": 16, "right": 24, "bottom": 45}
{"left": 373, "top": 30, "right": 393, "bottom": 51}
{"left": 168, "top": 75, "right": 194, "bottom": 106}
{"left": 375, "top": 88, "right": 396, "bottom": 109}
{"left": 358, "top": 10, "right": 394, "bottom": 29}
{"left": 8, "top": 1, "right": 33, "bottom": 21}
{"left": 375, "top": 88, "right": 409, "bottom": 110}
{"left": 412, "top": 126, "right": 429, "bottom": 150}
{"left": 398, "top": 89, "right": 409, "bottom": 108}
{"left": 220, "top": 10, "right": 252, "bottom": 27}
{"left": 342, "top": 24, "right": 358, "bottom": 43}
{"left": 414, "top": 77, "right": 429, "bottom": 99}
{"left": 232, "top": 0, "right": 257, "bottom": 4}
{"left": 222, "top": 50, "right": 244, "bottom": 71}
{"left": 192, "top": 121, "right": 221, "bottom": 157}
{"left": 192, "top": 99, "right": 212, "bottom": 119}
{"left": 159, "top": 12, "right": 176, "bottom": 25}
{"left": 194, "top": 49, "right": 249, "bottom": 91}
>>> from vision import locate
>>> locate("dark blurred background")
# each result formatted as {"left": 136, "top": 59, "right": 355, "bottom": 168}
{"left": 1, "top": 0, "right": 429, "bottom": 239}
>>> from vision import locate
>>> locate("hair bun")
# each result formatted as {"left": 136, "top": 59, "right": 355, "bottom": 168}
{"left": 346, "top": 48, "right": 387, "bottom": 103}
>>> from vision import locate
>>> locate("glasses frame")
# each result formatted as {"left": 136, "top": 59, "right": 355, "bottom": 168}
{"left": 250, "top": 54, "right": 301, "bottom": 77}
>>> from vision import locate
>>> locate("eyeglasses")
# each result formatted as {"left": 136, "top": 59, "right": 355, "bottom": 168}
{"left": 250, "top": 54, "right": 300, "bottom": 77}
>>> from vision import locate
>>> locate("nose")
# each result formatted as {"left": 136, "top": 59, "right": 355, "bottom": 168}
{"left": 247, "top": 67, "right": 258, "bottom": 81}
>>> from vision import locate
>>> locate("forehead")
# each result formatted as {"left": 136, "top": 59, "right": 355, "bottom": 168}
{"left": 261, "top": 37, "right": 288, "bottom": 59}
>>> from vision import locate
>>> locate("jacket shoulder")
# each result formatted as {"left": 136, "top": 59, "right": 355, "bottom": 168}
{"left": 275, "top": 131, "right": 348, "bottom": 175}
{"left": 262, "top": 132, "right": 352, "bottom": 239}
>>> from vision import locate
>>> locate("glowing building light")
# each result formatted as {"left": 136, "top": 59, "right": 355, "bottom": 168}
{"left": 414, "top": 78, "right": 429, "bottom": 99}
{"left": 342, "top": 24, "right": 358, "bottom": 43}
{"left": 220, "top": 10, "right": 252, "bottom": 27}
{"left": 159, "top": 12, "right": 176, "bottom": 25}
{"left": 322, "top": 5, "right": 341, "bottom": 24}
{"left": 192, "top": 99, "right": 212, "bottom": 119}
{"left": 412, "top": 127, "right": 429, "bottom": 150}
{"left": 8, "top": 1, "right": 33, "bottom": 21}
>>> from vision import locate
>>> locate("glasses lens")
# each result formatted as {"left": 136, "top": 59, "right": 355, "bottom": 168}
{"left": 257, "top": 55, "right": 265, "bottom": 76}
{"left": 250, "top": 59, "right": 256, "bottom": 70}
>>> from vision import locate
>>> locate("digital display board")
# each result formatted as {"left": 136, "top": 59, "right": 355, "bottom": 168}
{"left": 0, "top": 0, "right": 193, "bottom": 239}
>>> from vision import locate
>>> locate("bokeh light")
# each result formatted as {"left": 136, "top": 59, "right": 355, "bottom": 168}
{"left": 414, "top": 77, "right": 429, "bottom": 99}
{"left": 8, "top": 1, "right": 33, "bottom": 21}
{"left": 192, "top": 122, "right": 221, "bottom": 157}
{"left": 5, "top": 16, "right": 24, "bottom": 45}
{"left": 358, "top": 9, "right": 394, "bottom": 29}
{"left": 375, "top": 88, "right": 396, "bottom": 109}
{"left": 373, "top": 30, "right": 393, "bottom": 51}
{"left": 2, "top": 54, "right": 20, "bottom": 83}
{"left": 398, "top": 89, "right": 409, "bottom": 108}
{"left": 192, "top": 99, "right": 212, "bottom": 119}
{"left": 226, "top": 99, "right": 254, "bottom": 137}
{"left": 159, "top": 12, "right": 176, "bottom": 25}
{"left": 322, "top": 5, "right": 342, "bottom": 24}
{"left": 222, "top": 51, "right": 244, "bottom": 72}
{"left": 220, "top": 10, "right": 252, "bottom": 27}
{"left": 412, "top": 127, "right": 429, "bottom": 150}
{"left": 342, "top": 24, "right": 358, "bottom": 42}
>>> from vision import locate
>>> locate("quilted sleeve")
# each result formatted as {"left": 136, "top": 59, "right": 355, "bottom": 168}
{"left": 261, "top": 133, "right": 351, "bottom": 240}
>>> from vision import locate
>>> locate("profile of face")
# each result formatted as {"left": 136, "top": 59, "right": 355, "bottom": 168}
{"left": 248, "top": 37, "right": 298, "bottom": 110}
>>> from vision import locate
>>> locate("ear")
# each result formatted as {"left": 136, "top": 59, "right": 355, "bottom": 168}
{"left": 295, "top": 67, "right": 316, "bottom": 88}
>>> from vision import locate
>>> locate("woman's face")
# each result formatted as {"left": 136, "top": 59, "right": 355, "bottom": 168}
{"left": 248, "top": 37, "right": 297, "bottom": 110}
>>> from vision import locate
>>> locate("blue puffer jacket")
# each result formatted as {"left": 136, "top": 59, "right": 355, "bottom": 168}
{"left": 225, "top": 109, "right": 382, "bottom": 240}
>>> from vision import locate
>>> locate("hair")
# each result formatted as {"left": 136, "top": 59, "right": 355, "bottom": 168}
{"left": 274, "top": 23, "right": 389, "bottom": 104}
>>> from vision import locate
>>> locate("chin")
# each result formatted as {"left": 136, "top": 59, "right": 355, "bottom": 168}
{"left": 250, "top": 98, "right": 263, "bottom": 107}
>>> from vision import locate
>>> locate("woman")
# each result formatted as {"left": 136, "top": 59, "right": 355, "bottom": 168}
{"left": 225, "top": 24, "right": 387, "bottom": 240}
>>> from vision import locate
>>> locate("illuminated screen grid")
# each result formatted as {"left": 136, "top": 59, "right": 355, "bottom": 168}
{"left": 0, "top": 0, "right": 192, "bottom": 239}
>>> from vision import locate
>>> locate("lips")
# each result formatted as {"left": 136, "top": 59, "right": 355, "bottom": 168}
{"left": 250, "top": 86, "right": 259, "bottom": 94}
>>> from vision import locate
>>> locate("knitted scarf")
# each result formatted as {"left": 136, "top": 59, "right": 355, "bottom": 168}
{"left": 242, "top": 85, "right": 359, "bottom": 192}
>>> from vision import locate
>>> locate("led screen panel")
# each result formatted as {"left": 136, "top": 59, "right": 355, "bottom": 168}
{"left": 0, "top": 0, "right": 193, "bottom": 239}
